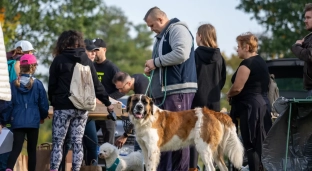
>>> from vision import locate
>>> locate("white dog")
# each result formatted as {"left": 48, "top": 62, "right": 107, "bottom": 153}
{"left": 98, "top": 143, "right": 144, "bottom": 171}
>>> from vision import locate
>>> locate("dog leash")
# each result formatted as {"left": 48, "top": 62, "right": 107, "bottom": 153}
{"left": 144, "top": 67, "right": 167, "bottom": 107}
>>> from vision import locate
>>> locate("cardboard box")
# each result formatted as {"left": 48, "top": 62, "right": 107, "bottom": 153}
{"left": 48, "top": 103, "right": 127, "bottom": 120}
{"left": 90, "top": 103, "right": 122, "bottom": 114}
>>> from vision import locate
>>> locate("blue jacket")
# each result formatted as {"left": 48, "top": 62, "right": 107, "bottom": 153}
{"left": 150, "top": 18, "right": 197, "bottom": 99}
{"left": 3, "top": 74, "right": 49, "bottom": 129}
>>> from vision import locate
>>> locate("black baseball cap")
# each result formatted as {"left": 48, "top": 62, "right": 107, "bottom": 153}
{"left": 93, "top": 38, "right": 106, "bottom": 48}
{"left": 84, "top": 39, "right": 99, "bottom": 51}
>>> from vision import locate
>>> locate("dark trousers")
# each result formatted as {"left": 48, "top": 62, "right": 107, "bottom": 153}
{"left": 0, "top": 152, "right": 10, "bottom": 171}
{"left": 95, "top": 120, "right": 116, "bottom": 145}
{"left": 189, "top": 102, "right": 220, "bottom": 168}
{"left": 7, "top": 128, "right": 39, "bottom": 171}
{"left": 155, "top": 93, "right": 195, "bottom": 171}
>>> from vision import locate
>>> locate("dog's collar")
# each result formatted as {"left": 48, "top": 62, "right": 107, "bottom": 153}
{"left": 106, "top": 158, "right": 120, "bottom": 171}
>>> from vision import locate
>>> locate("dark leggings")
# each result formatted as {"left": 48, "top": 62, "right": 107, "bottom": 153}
{"left": 189, "top": 146, "right": 199, "bottom": 168}
{"left": 189, "top": 103, "right": 220, "bottom": 168}
{"left": 6, "top": 128, "right": 39, "bottom": 171}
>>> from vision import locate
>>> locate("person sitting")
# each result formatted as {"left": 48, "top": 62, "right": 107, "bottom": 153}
{"left": 112, "top": 71, "right": 149, "bottom": 151}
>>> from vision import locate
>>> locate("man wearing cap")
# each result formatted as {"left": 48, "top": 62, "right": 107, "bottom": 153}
{"left": 92, "top": 38, "right": 124, "bottom": 145}
{"left": 84, "top": 39, "right": 99, "bottom": 62}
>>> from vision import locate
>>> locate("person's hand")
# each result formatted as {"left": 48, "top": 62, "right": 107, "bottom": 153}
{"left": 227, "top": 96, "right": 230, "bottom": 102}
{"left": 40, "top": 120, "right": 45, "bottom": 124}
{"left": 115, "top": 135, "right": 128, "bottom": 149}
{"left": 144, "top": 67, "right": 151, "bottom": 76}
{"left": 296, "top": 39, "right": 304, "bottom": 45}
{"left": 226, "top": 93, "right": 230, "bottom": 102}
{"left": 0, "top": 125, "right": 3, "bottom": 134}
{"left": 107, "top": 104, "right": 114, "bottom": 113}
{"left": 145, "top": 59, "right": 156, "bottom": 71}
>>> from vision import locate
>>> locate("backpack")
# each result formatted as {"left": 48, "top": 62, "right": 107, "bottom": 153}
{"left": 7, "top": 60, "right": 17, "bottom": 82}
{"left": 68, "top": 63, "right": 96, "bottom": 111}
{"left": 268, "top": 74, "right": 280, "bottom": 116}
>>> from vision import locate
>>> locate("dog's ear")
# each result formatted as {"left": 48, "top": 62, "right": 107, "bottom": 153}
{"left": 126, "top": 95, "right": 132, "bottom": 113}
{"left": 148, "top": 96, "right": 154, "bottom": 115}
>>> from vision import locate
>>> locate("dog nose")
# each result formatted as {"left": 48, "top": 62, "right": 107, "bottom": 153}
{"left": 136, "top": 105, "right": 143, "bottom": 110}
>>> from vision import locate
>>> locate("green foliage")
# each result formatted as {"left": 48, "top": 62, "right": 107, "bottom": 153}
{"left": 96, "top": 6, "right": 153, "bottom": 74}
{"left": 220, "top": 53, "right": 241, "bottom": 111}
{"left": 237, "top": 0, "right": 311, "bottom": 58}
{"left": 0, "top": 0, "right": 153, "bottom": 81}
{"left": 1, "top": 0, "right": 153, "bottom": 147}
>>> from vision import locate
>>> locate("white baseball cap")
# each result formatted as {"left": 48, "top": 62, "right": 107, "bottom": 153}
{"left": 14, "top": 40, "right": 35, "bottom": 52}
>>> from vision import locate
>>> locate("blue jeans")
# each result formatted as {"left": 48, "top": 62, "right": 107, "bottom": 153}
{"left": 0, "top": 152, "right": 10, "bottom": 171}
{"left": 0, "top": 126, "right": 11, "bottom": 171}
{"left": 155, "top": 93, "right": 195, "bottom": 171}
{"left": 307, "top": 89, "right": 312, "bottom": 98}
{"left": 134, "top": 140, "right": 141, "bottom": 151}
{"left": 83, "top": 120, "right": 98, "bottom": 165}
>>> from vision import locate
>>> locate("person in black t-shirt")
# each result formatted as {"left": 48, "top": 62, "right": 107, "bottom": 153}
{"left": 227, "top": 32, "right": 272, "bottom": 171}
{"left": 112, "top": 71, "right": 149, "bottom": 151}
{"left": 92, "top": 38, "right": 124, "bottom": 145}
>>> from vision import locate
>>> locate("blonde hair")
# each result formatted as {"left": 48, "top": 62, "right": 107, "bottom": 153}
{"left": 197, "top": 24, "right": 218, "bottom": 48}
{"left": 236, "top": 32, "right": 258, "bottom": 53}
{"left": 14, "top": 64, "right": 37, "bottom": 89}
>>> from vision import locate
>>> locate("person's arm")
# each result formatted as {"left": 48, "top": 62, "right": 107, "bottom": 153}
{"left": 2, "top": 92, "right": 13, "bottom": 126}
{"left": 154, "top": 25, "right": 193, "bottom": 67}
{"left": 109, "top": 92, "right": 125, "bottom": 100}
{"left": 220, "top": 57, "right": 227, "bottom": 89}
{"left": 48, "top": 58, "right": 58, "bottom": 104}
{"left": 115, "top": 118, "right": 134, "bottom": 148}
{"left": 291, "top": 43, "right": 312, "bottom": 62}
{"left": 38, "top": 81, "right": 49, "bottom": 120}
{"left": 89, "top": 62, "right": 111, "bottom": 107}
{"left": 227, "top": 65, "right": 250, "bottom": 98}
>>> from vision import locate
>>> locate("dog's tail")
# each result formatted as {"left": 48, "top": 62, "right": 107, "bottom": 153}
{"left": 210, "top": 109, "right": 244, "bottom": 169}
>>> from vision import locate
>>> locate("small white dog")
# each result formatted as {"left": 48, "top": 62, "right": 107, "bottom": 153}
{"left": 98, "top": 143, "right": 144, "bottom": 171}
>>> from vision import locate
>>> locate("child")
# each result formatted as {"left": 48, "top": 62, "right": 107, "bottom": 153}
{"left": 4, "top": 54, "right": 49, "bottom": 171}
{"left": 189, "top": 24, "right": 227, "bottom": 171}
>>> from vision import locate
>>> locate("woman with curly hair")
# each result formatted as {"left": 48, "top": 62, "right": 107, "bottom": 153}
{"left": 48, "top": 30, "right": 114, "bottom": 171}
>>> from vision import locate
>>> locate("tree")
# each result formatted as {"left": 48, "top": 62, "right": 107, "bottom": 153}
{"left": 96, "top": 6, "right": 153, "bottom": 74}
{"left": 220, "top": 53, "right": 241, "bottom": 110}
{"left": 0, "top": 0, "right": 153, "bottom": 81}
{"left": 237, "top": 0, "right": 311, "bottom": 58}
{"left": 0, "top": 0, "right": 153, "bottom": 146}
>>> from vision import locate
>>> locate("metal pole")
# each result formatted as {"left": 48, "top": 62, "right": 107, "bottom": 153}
{"left": 284, "top": 102, "right": 292, "bottom": 171}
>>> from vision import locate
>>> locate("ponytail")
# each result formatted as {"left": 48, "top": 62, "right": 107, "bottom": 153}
{"left": 14, "top": 64, "right": 37, "bottom": 89}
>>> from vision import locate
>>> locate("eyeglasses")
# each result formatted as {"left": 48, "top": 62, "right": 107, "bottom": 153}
{"left": 117, "top": 81, "right": 129, "bottom": 90}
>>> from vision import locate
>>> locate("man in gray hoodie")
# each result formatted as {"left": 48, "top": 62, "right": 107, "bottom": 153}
{"left": 144, "top": 7, "right": 197, "bottom": 171}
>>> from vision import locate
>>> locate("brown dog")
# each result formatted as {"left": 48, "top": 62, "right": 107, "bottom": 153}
{"left": 127, "top": 94, "right": 244, "bottom": 171}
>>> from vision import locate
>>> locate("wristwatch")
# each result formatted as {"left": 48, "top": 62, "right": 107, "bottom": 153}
{"left": 123, "top": 132, "right": 129, "bottom": 138}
